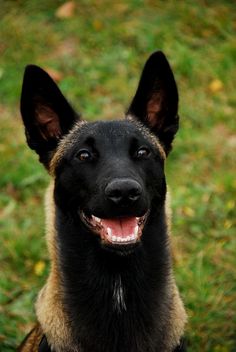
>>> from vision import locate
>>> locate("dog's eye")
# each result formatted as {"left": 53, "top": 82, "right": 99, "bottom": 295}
{"left": 136, "top": 147, "right": 151, "bottom": 159}
{"left": 76, "top": 149, "right": 92, "bottom": 161}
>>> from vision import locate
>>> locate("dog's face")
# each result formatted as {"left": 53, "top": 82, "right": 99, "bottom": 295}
{"left": 20, "top": 51, "right": 179, "bottom": 250}
{"left": 52, "top": 119, "right": 166, "bottom": 247}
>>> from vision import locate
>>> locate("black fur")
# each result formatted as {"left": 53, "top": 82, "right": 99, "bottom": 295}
{"left": 38, "top": 335, "right": 186, "bottom": 352}
{"left": 57, "top": 201, "right": 170, "bottom": 351}
{"left": 20, "top": 51, "right": 186, "bottom": 352}
{"left": 39, "top": 336, "right": 51, "bottom": 352}
{"left": 38, "top": 336, "right": 186, "bottom": 352}
{"left": 53, "top": 120, "right": 170, "bottom": 351}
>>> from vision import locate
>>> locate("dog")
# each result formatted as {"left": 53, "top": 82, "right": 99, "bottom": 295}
{"left": 18, "top": 51, "right": 187, "bottom": 352}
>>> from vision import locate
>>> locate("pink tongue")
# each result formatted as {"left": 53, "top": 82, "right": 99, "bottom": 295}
{"left": 101, "top": 217, "right": 138, "bottom": 238}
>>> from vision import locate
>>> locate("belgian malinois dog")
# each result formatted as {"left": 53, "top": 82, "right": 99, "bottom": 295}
{"left": 18, "top": 51, "right": 187, "bottom": 352}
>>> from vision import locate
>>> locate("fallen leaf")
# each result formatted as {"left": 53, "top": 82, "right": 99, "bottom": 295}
{"left": 34, "top": 261, "right": 46, "bottom": 276}
{"left": 224, "top": 220, "right": 232, "bottom": 229}
{"left": 208, "top": 79, "right": 223, "bottom": 93}
{"left": 182, "top": 206, "right": 195, "bottom": 217}
{"left": 55, "top": 1, "right": 76, "bottom": 19}
{"left": 93, "top": 19, "right": 103, "bottom": 31}
{"left": 44, "top": 67, "right": 63, "bottom": 82}
{"left": 201, "top": 29, "right": 214, "bottom": 38}
{"left": 113, "top": 3, "right": 129, "bottom": 14}
{"left": 226, "top": 200, "right": 235, "bottom": 210}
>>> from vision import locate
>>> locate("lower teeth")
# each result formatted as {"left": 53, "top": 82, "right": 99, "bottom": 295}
{"left": 108, "top": 234, "right": 137, "bottom": 243}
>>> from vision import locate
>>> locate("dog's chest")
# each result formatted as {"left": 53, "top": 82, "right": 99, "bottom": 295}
{"left": 112, "top": 275, "right": 127, "bottom": 313}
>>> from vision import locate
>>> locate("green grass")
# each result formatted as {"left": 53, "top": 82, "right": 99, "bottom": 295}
{"left": 0, "top": 1, "right": 236, "bottom": 351}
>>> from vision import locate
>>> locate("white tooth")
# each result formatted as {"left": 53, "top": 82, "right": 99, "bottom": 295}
{"left": 107, "top": 228, "right": 112, "bottom": 238}
{"left": 134, "top": 225, "right": 139, "bottom": 237}
{"left": 117, "top": 237, "right": 122, "bottom": 242}
{"left": 130, "top": 234, "right": 135, "bottom": 240}
{"left": 126, "top": 236, "right": 131, "bottom": 241}
{"left": 92, "top": 216, "right": 101, "bottom": 223}
{"left": 112, "top": 236, "right": 117, "bottom": 242}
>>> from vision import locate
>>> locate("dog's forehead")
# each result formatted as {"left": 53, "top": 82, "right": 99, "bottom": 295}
{"left": 75, "top": 120, "right": 149, "bottom": 142}
{"left": 49, "top": 119, "right": 165, "bottom": 174}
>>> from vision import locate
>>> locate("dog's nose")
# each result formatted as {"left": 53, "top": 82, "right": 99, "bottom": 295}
{"left": 105, "top": 178, "right": 142, "bottom": 205}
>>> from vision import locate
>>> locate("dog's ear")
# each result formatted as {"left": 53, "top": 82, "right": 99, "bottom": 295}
{"left": 20, "top": 65, "right": 79, "bottom": 168}
{"left": 127, "top": 51, "right": 179, "bottom": 155}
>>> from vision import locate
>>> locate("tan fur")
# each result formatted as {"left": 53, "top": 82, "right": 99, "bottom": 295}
{"left": 164, "top": 191, "right": 187, "bottom": 350}
{"left": 35, "top": 182, "right": 77, "bottom": 351}
{"left": 168, "top": 280, "right": 187, "bottom": 349}
{"left": 18, "top": 324, "right": 43, "bottom": 352}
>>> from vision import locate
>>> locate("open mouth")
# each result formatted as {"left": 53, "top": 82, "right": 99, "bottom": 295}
{"left": 80, "top": 211, "right": 148, "bottom": 246}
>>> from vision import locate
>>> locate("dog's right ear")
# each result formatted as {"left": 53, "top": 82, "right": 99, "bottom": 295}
{"left": 20, "top": 65, "right": 79, "bottom": 168}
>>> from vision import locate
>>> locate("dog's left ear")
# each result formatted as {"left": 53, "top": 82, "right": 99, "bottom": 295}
{"left": 20, "top": 65, "right": 79, "bottom": 168}
{"left": 127, "top": 51, "right": 179, "bottom": 155}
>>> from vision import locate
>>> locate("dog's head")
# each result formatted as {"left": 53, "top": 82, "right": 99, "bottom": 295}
{"left": 20, "top": 51, "right": 179, "bottom": 251}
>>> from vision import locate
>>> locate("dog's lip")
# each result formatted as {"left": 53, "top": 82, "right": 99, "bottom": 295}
{"left": 80, "top": 211, "right": 148, "bottom": 246}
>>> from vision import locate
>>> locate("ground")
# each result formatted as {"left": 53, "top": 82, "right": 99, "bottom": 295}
{"left": 0, "top": 1, "right": 235, "bottom": 351}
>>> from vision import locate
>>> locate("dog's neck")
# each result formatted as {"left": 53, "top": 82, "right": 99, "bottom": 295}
{"left": 36, "top": 183, "right": 186, "bottom": 352}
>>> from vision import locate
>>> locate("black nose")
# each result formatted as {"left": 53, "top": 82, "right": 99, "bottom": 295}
{"left": 105, "top": 178, "right": 142, "bottom": 205}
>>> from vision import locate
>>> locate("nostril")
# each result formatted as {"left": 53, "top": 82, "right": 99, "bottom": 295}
{"left": 109, "top": 189, "right": 122, "bottom": 198}
{"left": 128, "top": 187, "right": 141, "bottom": 202}
{"left": 128, "top": 191, "right": 141, "bottom": 202}
{"left": 105, "top": 179, "right": 142, "bottom": 205}
{"left": 108, "top": 189, "right": 123, "bottom": 203}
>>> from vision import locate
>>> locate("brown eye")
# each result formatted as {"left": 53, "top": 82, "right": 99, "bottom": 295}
{"left": 136, "top": 147, "right": 151, "bottom": 159}
{"left": 76, "top": 149, "right": 92, "bottom": 161}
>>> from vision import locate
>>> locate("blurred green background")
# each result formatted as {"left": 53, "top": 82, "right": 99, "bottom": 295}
{"left": 0, "top": 1, "right": 235, "bottom": 351}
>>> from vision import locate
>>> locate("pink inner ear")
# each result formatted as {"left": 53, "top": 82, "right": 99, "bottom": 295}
{"left": 146, "top": 92, "right": 164, "bottom": 130}
{"left": 35, "top": 105, "right": 62, "bottom": 140}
